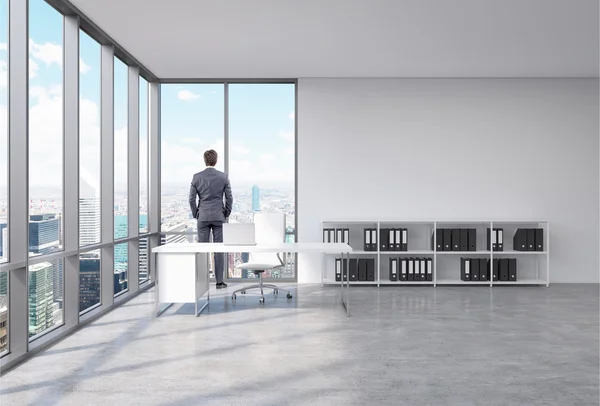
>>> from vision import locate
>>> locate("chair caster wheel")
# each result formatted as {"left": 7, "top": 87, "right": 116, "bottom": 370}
{"left": 287, "top": 293, "right": 293, "bottom": 299}
{"left": 232, "top": 294, "right": 236, "bottom": 300}
{"left": 241, "top": 290, "right": 246, "bottom": 294}
{"left": 273, "top": 289, "right": 278, "bottom": 294}
{"left": 259, "top": 297, "right": 265, "bottom": 304}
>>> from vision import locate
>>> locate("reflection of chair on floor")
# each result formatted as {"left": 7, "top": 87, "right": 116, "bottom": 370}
{"left": 231, "top": 212, "right": 293, "bottom": 304}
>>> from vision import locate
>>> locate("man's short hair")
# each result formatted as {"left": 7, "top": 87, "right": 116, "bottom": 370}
{"left": 204, "top": 149, "right": 218, "bottom": 166}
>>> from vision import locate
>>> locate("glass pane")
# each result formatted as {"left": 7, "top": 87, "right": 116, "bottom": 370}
{"left": 0, "top": 270, "right": 8, "bottom": 353}
{"left": 28, "top": 258, "right": 63, "bottom": 338}
{"left": 139, "top": 77, "right": 148, "bottom": 233}
{"left": 160, "top": 84, "right": 224, "bottom": 240}
{"left": 0, "top": 0, "right": 7, "bottom": 263}
{"left": 114, "top": 243, "right": 128, "bottom": 295}
{"left": 79, "top": 30, "right": 101, "bottom": 247}
{"left": 227, "top": 83, "right": 296, "bottom": 279}
{"left": 114, "top": 57, "right": 128, "bottom": 239}
{"left": 28, "top": 0, "right": 63, "bottom": 257}
{"left": 79, "top": 250, "right": 100, "bottom": 313}
{"left": 138, "top": 237, "right": 149, "bottom": 283}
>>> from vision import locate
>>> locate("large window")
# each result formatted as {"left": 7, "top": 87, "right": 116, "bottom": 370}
{"left": 28, "top": 0, "right": 63, "bottom": 257}
{"left": 0, "top": 0, "right": 7, "bottom": 264}
{"left": 0, "top": 270, "right": 7, "bottom": 353}
{"left": 160, "top": 84, "right": 224, "bottom": 242}
{"left": 79, "top": 30, "right": 101, "bottom": 247}
{"left": 114, "top": 57, "right": 128, "bottom": 239}
{"left": 28, "top": 259, "right": 63, "bottom": 339}
{"left": 139, "top": 237, "right": 149, "bottom": 282}
{"left": 139, "top": 77, "right": 148, "bottom": 234}
{"left": 228, "top": 84, "right": 296, "bottom": 279}
{"left": 79, "top": 250, "right": 100, "bottom": 313}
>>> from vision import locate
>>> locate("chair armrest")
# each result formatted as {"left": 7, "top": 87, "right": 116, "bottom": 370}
{"left": 276, "top": 252, "right": 284, "bottom": 266}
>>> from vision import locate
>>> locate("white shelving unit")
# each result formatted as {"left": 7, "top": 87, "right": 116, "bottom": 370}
{"left": 321, "top": 220, "right": 549, "bottom": 288}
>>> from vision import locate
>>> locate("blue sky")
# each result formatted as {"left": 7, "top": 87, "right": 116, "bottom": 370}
{"left": 3, "top": 0, "right": 296, "bottom": 197}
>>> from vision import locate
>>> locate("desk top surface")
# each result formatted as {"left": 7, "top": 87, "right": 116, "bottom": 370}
{"left": 153, "top": 242, "right": 352, "bottom": 254}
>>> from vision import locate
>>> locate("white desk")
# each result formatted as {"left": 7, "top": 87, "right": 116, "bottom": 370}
{"left": 153, "top": 242, "right": 353, "bottom": 316}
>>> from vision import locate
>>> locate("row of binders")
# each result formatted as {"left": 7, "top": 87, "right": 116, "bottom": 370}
{"left": 364, "top": 228, "right": 408, "bottom": 251}
{"left": 435, "top": 229, "right": 477, "bottom": 251}
{"left": 335, "top": 258, "right": 375, "bottom": 282}
{"left": 514, "top": 228, "right": 544, "bottom": 251}
{"left": 389, "top": 257, "right": 433, "bottom": 282}
{"left": 323, "top": 228, "right": 349, "bottom": 244}
{"left": 461, "top": 258, "right": 518, "bottom": 282}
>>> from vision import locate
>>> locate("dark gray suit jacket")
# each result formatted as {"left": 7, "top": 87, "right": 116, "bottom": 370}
{"left": 189, "top": 167, "right": 233, "bottom": 222}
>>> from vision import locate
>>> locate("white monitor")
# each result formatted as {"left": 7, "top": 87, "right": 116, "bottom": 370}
{"left": 222, "top": 223, "right": 256, "bottom": 246}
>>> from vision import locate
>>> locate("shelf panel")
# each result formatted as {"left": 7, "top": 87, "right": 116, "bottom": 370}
{"left": 493, "top": 280, "right": 547, "bottom": 285}
{"left": 322, "top": 221, "right": 377, "bottom": 225}
{"left": 323, "top": 280, "right": 378, "bottom": 285}
{"left": 436, "top": 280, "right": 491, "bottom": 285}
{"left": 491, "top": 251, "right": 548, "bottom": 255}
{"left": 380, "top": 251, "right": 434, "bottom": 255}
{"left": 436, "top": 251, "right": 491, "bottom": 255}
{"left": 380, "top": 281, "right": 433, "bottom": 285}
{"left": 323, "top": 250, "right": 376, "bottom": 255}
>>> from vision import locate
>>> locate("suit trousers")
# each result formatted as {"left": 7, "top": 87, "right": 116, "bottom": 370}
{"left": 197, "top": 220, "right": 225, "bottom": 283}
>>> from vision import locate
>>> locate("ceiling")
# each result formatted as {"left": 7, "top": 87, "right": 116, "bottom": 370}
{"left": 69, "top": 0, "right": 599, "bottom": 79}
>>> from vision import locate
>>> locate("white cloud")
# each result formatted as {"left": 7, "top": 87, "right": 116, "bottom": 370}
{"left": 231, "top": 144, "right": 250, "bottom": 155}
{"left": 283, "top": 147, "right": 294, "bottom": 156}
{"left": 80, "top": 58, "right": 91, "bottom": 74}
{"left": 279, "top": 130, "right": 294, "bottom": 142}
{"left": 0, "top": 61, "right": 6, "bottom": 88}
{"left": 0, "top": 43, "right": 6, "bottom": 51}
{"left": 177, "top": 90, "right": 200, "bottom": 101}
{"left": 29, "top": 58, "right": 39, "bottom": 79}
{"left": 289, "top": 111, "right": 295, "bottom": 121}
{"left": 27, "top": 39, "right": 90, "bottom": 74}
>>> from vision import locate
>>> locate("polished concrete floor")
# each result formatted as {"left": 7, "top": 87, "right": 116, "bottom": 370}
{"left": 0, "top": 284, "right": 598, "bottom": 405}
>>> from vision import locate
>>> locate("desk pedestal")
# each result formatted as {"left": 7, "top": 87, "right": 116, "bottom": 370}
{"left": 156, "top": 252, "right": 210, "bottom": 316}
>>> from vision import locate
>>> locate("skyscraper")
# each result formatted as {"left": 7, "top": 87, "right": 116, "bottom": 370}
{"left": 252, "top": 185, "right": 260, "bottom": 212}
{"left": 0, "top": 223, "right": 6, "bottom": 258}
{"left": 79, "top": 255, "right": 101, "bottom": 312}
{"left": 28, "top": 262, "right": 54, "bottom": 337}
{"left": 29, "top": 215, "right": 62, "bottom": 305}
{"left": 80, "top": 169, "right": 101, "bottom": 246}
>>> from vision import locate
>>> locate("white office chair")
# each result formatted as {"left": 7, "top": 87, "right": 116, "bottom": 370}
{"left": 231, "top": 212, "right": 293, "bottom": 304}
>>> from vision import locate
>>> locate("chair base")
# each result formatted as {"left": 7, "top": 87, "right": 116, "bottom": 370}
{"left": 231, "top": 272, "right": 292, "bottom": 303}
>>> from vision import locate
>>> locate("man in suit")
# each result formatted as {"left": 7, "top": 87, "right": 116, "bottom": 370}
{"left": 189, "top": 149, "right": 233, "bottom": 288}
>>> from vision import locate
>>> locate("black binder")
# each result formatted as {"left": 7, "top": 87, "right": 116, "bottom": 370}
{"left": 468, "top": 229, "right": 476, "bottom": 251}
{"left": 389, "top": 258, "right": 398, "bottom": 281}
{"left": 426, "top": 258, "right": 433, "bottom": 281}
{"left": 379, "top": 228, "right": 388, "bottom": 251}
{"left": 419, "top": 259, "right": 426, "bottom": 281}
{"left": 508, "top": 258, "right": 517, "bottom": 281}
{"left": 514, "top": 228, "right": 527, "bottom": 251}
{"left": 496, "top": 228, "right": 504, "bottom": 251}
{"left": 443, "top": 229, "right": 451, "bottom": 251}
{"left": 499, "top": 258, "right": 509, "bottom": 281}
{"left": 401, "top": 228, "right": 408, "bottom": 251}
{"left": 460, "top": 229, "right": 468, "bottom": 251}
{"left": 394, "top": 228, "right": 401, "bottom": 251}
{"left": 435, "top": 229, "right": 443, "bottom": 251}
{"left": 349, "top": 258, "right": 358, "bottom": 281}
{"left": 470, "top": 258, "right": 479, "bottom": 281}
{"left": 342, "top": 258, "right": 348, "bottom": 281}
{"left": 535, "top": 228, "right": 543, "bottom": 251}
{"left": 371, "top": 229, "right": 377, "bottom": 251}
{"left": 358, "top": 258, "right": 367, "bottom": 281}
{"left": 527, "top": 229, "right": 535, "bottom": 251}
{"left": 366, "top": 258, "right": 375, "bottom": 281}
{"left": 335, "top": 228, "right": 342, "bottom": 243}
{"left": 452, "top": 229, "right": 460, "bottom": 251}
{"left": 335, "top": 258, "right": 342, "bottom": 281}
{"left": 399, "top": 258, "right": 408, "bottom": 282}
{"left": 408, "top": 258, "right": 414, "bottom": 281}
{"left": 479, "top": 258, "right": 488, "bottom": 281}
{"left": 387, "top": 228, "right": 395, "bottom": 251}
{"left": 460, "top": 257, "right": 470, "bottom": 281}
{"left": 363, "top": 228, "right": 370, "bottom": 251}
{"left": 492, "top": 258, "right": 499, "bottom": 281}
{"left": 487, "top": 228, "right": 498, "bottom": 251}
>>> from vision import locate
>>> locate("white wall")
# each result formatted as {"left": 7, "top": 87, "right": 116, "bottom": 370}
{"left": 297, "top": 78, "right": 599, "bottom": 283}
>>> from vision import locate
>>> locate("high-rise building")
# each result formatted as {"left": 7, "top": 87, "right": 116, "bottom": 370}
{"left": 29, "top": 214, "right": 60, "bottom": 255}
{"left": 252, "top": 185, "right": 260, "bottom": 212}
{"left": 79, "top": 197, "right": 100, "bottom": 246}
{"left": 113, "top": 268, "right": 128, "bottom": 295}
{"left": 79, "top": 255, "right": 101, "bottom": 312}
{"left": 160, "top": 222, "right": 188, "bottom": 245}
{"left": 139, "top": 237, "right": 148, "bottom": 281}
{"left": 28, "top": 262, "right": 54, "bottom": 337}
{"left": 0, "top": 271, "right": 6, "bottom": 295}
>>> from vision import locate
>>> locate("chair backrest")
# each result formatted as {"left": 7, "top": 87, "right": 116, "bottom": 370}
{"left": 250, "top": 212, "right": 285, "bottom": 265}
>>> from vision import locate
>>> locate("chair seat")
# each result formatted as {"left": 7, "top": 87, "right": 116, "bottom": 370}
{"left": 235, "top": 262, "right": 281, "bottom": 271}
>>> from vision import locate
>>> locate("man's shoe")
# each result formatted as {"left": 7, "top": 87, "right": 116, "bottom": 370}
{"left": 216, "top": 282, "right": 227, "bottom": 289}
